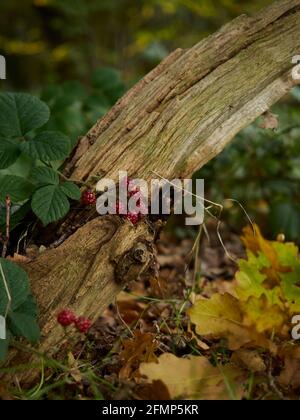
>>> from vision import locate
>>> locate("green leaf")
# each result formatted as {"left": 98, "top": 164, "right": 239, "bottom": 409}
{"left": 291, "top": 87, "right": 300, "bottom": 102}
{"left": 240, "top": 225, "right": 300, "bottom": 313}
{"left": 0, "top": 258, "right": 30, "bottom": 315}
{"left": 31, "top": 185, "right": 70, "bottom": 225}
{"left": 61, "top": 81, "right": 86, "bottom": 103}
{"left": 0, "top": 153, "right": 34, "bottom": 178}
{"left": 0, "top": 93, "right": 50, "bottom": 137}
{"left": 91, "top": 67, "right": 125, "bottom": 103}
{"left": 236, "top": 253, "right": 282, "bottom": 307}
{"left": 9, "top": 312, "right": 40, "bottom": 343}
{"left": 270, "top": 202, "right": 300, "bottom": 241}
{"left": 21, "top": 131, "right": 70, "bottom": 161}
{"left": 16, "top": 294, "right": 38, "bottom": 318}
{"left": 0, "top": 334, "right": 10, "bottom": 362}
{"left": 30, "top": 166, "right": 59, "bottom": 186}
{"left": 272, "top": 242, "right": 300, "bottom": 313}
{"left": 60, "top": 182, "right": 81, "bottom": 200}
{"left": 91, "top": 67, "right": 122, "bottom": 91}
{"left": 0, "top": 138, "right": 21, "bottom": 169}
{"left": 0, "top": 201, "right": 31, "bottom": 232}
{"left": 0, "top": 175, "right": 34, "bottom": 203}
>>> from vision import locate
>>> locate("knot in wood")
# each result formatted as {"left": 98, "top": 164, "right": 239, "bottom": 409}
{"left": 114, "top": 240, "right": 156, "bottom": 284}
{"left": 132, "top": 243, "right": 148, "bottom": 263}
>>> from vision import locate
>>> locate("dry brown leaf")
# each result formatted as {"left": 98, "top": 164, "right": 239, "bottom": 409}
{"left": 140, "top": 353, "right": 245, "bottom": 400}
{"left": 187, "top": 322, "right": 210, "bottom": 351}
{"left": 117, "top": 300, "right": 147, "bottom": 325}
{"left": 67, "top": 352, "right": 83, "bottom": 383}
{"left": 232, "top": 349, "right": 266, "bottom": 373}
{"left": 135, "top": 380, "right": 171, "bottom": 400}
{"left": 278, "top": 345, "right": 300, "bottom": 388}
{"left": 119, "top": 331, "right": 158, "bottom": 379}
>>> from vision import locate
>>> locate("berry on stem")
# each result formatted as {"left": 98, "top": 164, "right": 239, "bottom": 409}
{"left": 125, "top": 212, "right": 140, "bottom": 225}
{"left": 57, "top": 309, "right": 76, "bottom": 327}
{"left": 75, "top": 316, "right": 92, "bottom": 334}
{"left": 128, "top": 180, "right": 140, "bottom": 197}
{"left": 82, "top": 190, "right": 96, "bottom": 206}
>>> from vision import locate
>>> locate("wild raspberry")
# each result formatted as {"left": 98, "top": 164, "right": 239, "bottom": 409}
{"left": 128, "top": 180, "right": 140, "bottom": 197}
{"left": 57, "top": 309, "right": 76, "bottom": 327}
{"left": 137, "top": 201, "right": 148, "bottom": 215}
{"left": 125, "top": 212, "right": 139, "bottom": 225}
{"left": 75, "top": 316, "right": 92, "bottom": 334}
{"left": 115, "top": 200, "right": 126, "bottom": 215}
{"left": 82, "top": 190, "right": 96, "bottom": 205}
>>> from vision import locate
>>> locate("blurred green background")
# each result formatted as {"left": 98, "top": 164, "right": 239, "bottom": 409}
{"left": 0, "top": 0, "right": 300, "bottom": 240}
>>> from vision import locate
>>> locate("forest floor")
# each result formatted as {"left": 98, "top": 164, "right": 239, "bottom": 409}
{"left": 2, "top": 220, "right": 299, "bottom": 400}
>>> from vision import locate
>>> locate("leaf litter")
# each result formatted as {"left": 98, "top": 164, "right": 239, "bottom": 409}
{"left": 3, "top": 222, "right": 300, "bottom": 400}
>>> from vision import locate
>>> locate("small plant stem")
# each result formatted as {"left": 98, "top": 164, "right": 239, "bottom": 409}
{"left": 115, "top": 297, "right": 134, "bottom": 337}
{"left": 56, "top": 170, "right": 86, "bottom": 186}
{"left": 1, "top": 195, "right": 11, "bottom": 258}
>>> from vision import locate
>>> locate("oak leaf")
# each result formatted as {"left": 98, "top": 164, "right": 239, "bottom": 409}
{"left": 188, "top": 293, "right": 253, "bottom": 350}
{"left": 119, "top": 331, "right": 158, "bottom": 379}
{"left": 140, "top": 353, "right": 245, "bottom": 400}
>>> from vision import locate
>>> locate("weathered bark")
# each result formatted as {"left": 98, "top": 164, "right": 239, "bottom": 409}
{"left": 3, "top": 0, "right": 300, "bottom": 381}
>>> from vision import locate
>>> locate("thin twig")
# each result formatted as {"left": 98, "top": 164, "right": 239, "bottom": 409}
{"left": 114, "top": 297, "right": 134, "bottom": 337}
{"left": 268, "top": 358, "right": 285, "bottom": 400}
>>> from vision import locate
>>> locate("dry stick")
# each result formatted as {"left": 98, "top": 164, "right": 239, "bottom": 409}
{"left": 1, "top": 195, "right": 11, "bottom": 258}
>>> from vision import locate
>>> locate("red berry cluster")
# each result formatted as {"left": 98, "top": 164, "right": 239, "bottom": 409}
{"left": 81, "top": 190, "right": 96, "bottom": 206}
{"left": 116, "top": 177, "right": 147, "bottom": 225}
{"left": 57, "top": 309, "right": 76, "bottom": 326}
{"left": 76, "top": 316, "right": 92, "bottom": 334}
{"left": 57, "top": 309, "right": 92, "bottom": 334}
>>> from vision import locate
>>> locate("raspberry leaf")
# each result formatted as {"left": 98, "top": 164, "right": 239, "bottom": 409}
{"left": 60, "top": 182, "right": 81, "bottom": 200}
{"left": 0, "top": 93, "right": 50, "bottom": 137}
{"left": 0, "top": 332, "right": 11, "bottom": 362}
{"left": 15, "top": 294, "right": 38, "bottom": 318}
{"left": 21, "top": 131, "right": 70, "bottom": 161}
{"left": 0, "top": 137, "right": 21, "bottom": 169}
{"left": 0, "top": 175, "right": 34, "bottom": 204}
{"left": 0, "top": 258, "right": 30, "bottom": 315}
{"left": 9, "top": 312, "right": 40, "bottom": 344}
{"left": 30, "top": 166, "right": 59, "bottom": 186}
{"left": 31, "top": 184, "right": 70, "bottom": 225}
{"left": 0, "top": 201, "right": 31, "bottom": 232}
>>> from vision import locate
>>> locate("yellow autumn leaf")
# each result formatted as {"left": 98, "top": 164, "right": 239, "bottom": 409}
{"left": 239, "top": 225, "right": 300, "bottom": 312}
{"left": 236, "top": 253, "right": 284, "bottom": 308}
{"left": 140, "top": 353, "right": 245, "bottom": 400}
{"left": 242, "top": 295, "right": 287, "bottom": 334}
{"left": 241, "top": 224, "right": 292, "bottom": 284}
{"left": 188, "top": 293, "right": 253, "bottom": 350}
{"left": 188, "top": 293, "right": 275, "bottom": 351}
